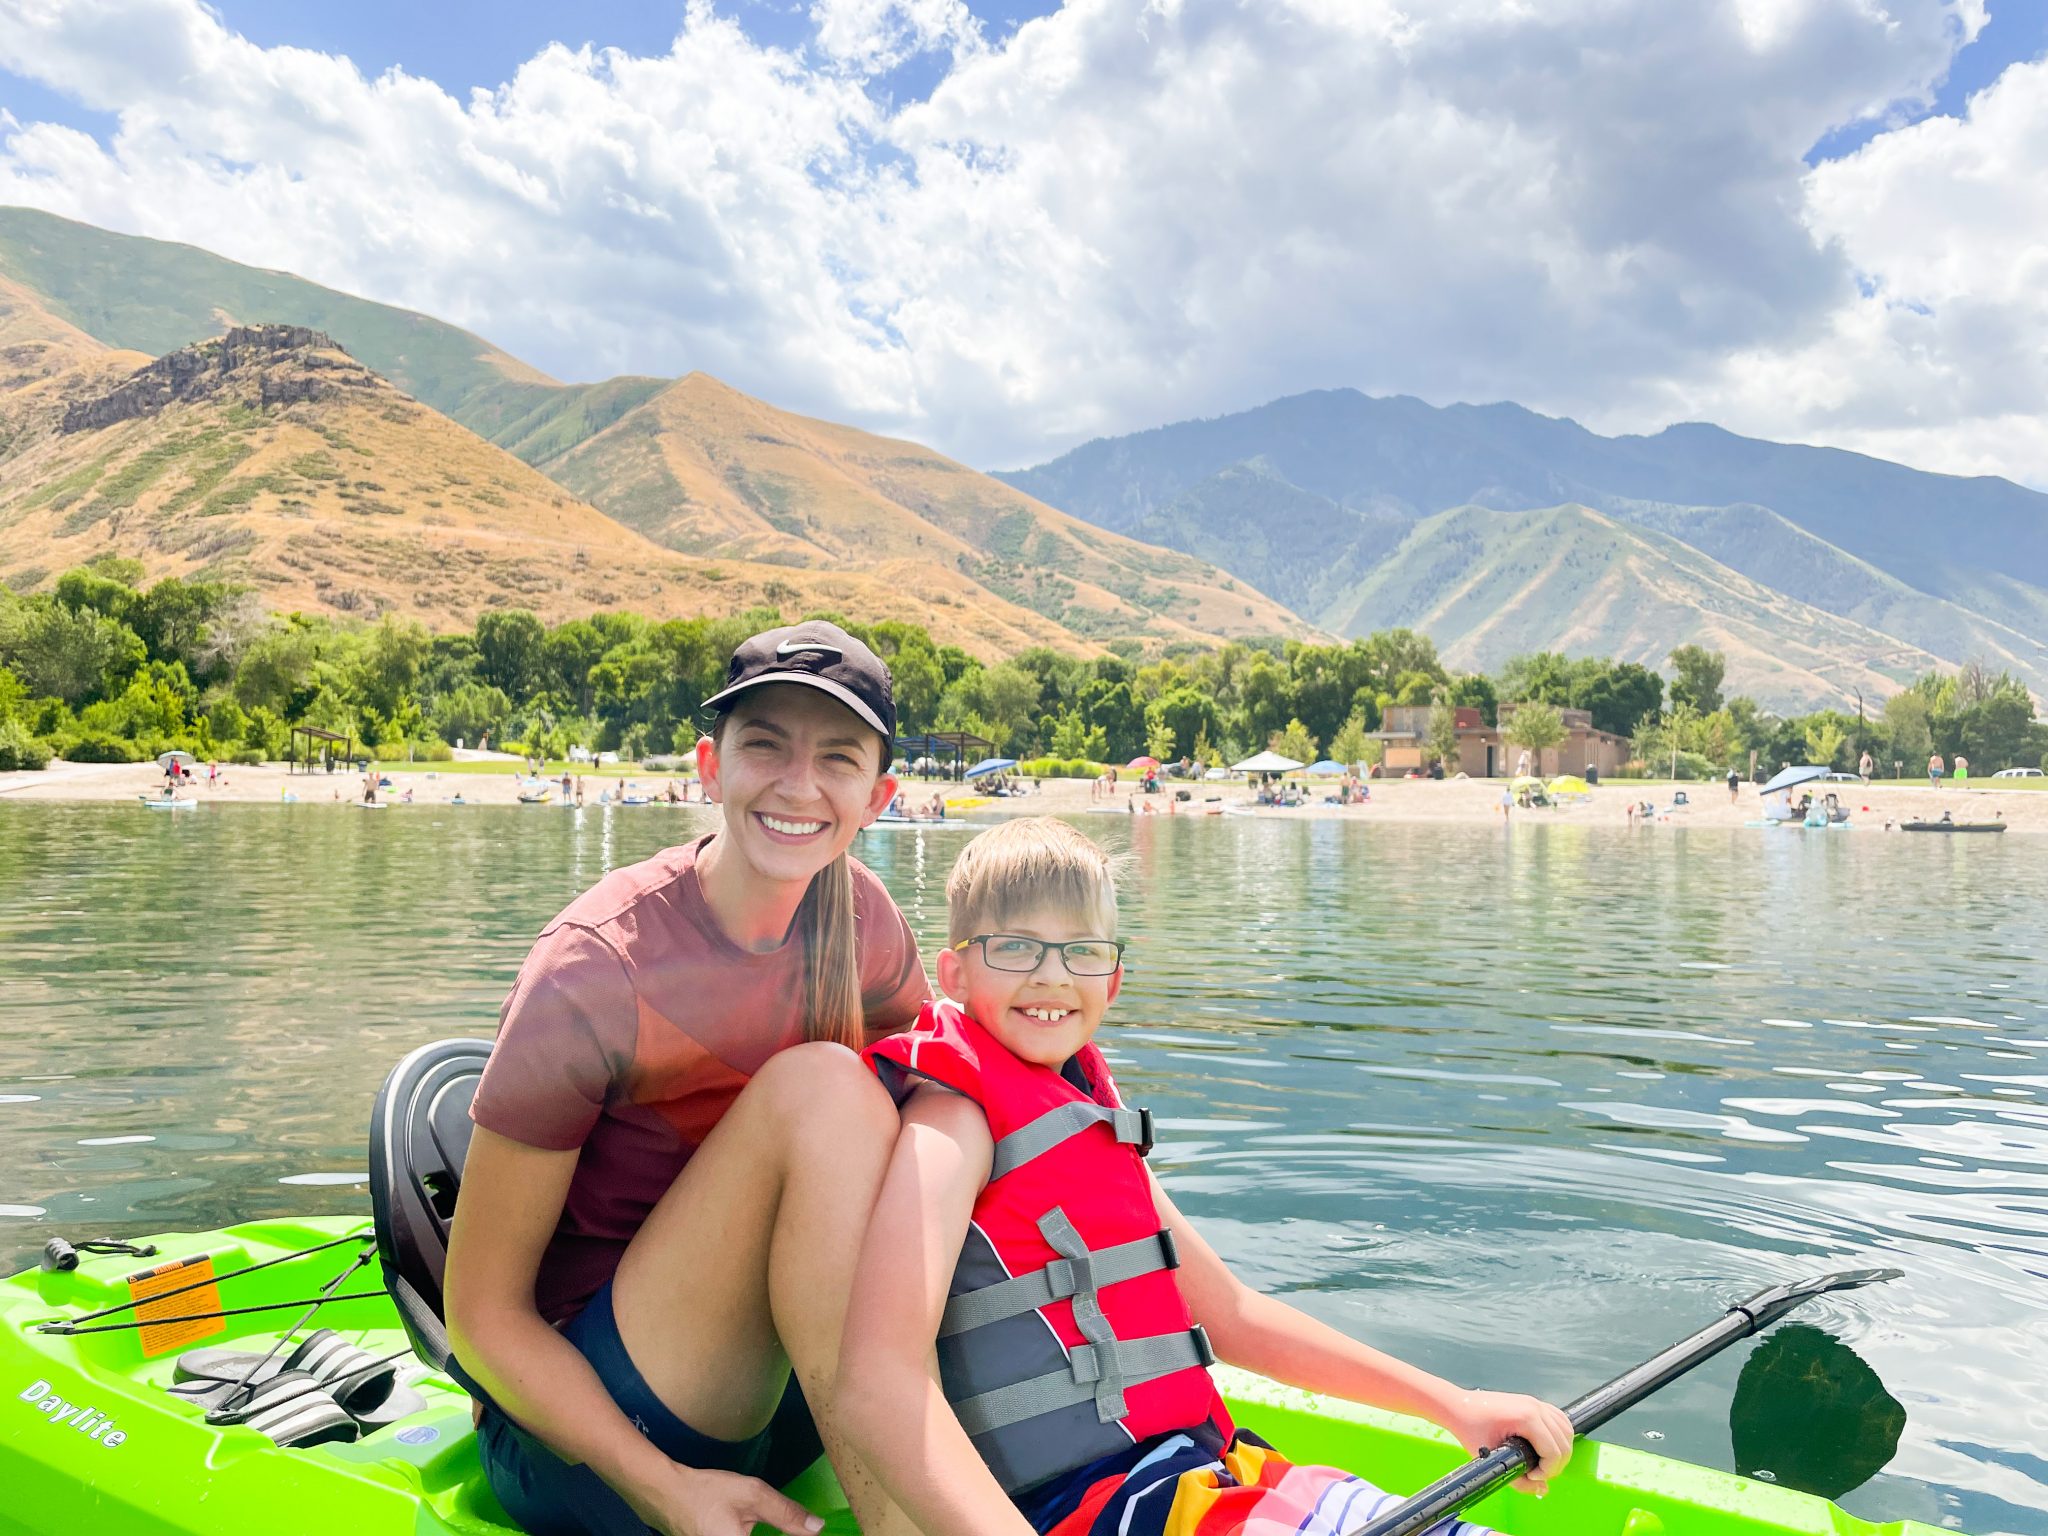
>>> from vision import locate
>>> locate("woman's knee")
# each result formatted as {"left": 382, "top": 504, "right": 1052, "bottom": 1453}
{"left": 747, "top": 1040, "right": 896, "bottom": 1142}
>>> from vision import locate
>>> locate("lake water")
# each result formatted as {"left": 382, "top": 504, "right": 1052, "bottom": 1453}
{"left": 2, "top": 803, "right": 2044, "bottom": 1533}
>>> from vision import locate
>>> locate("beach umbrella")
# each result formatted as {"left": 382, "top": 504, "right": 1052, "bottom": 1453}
{"left": 1232, "top": 750, "right": 1305, "bottom": 774}
{"left": 1127, "top": 755, "right": 1160, "bottom": 771}
{"left": 157, "top": 750, "right": 197, "bottom": 769}
{"left": 1760, "top": 764, "right": 1832, "bottom": 795}
{"left": 1305, "top": 760, "right": 1347, "bottom": 776}
{"left": 964, "top": 757, "right": 1017, "bottom": 779}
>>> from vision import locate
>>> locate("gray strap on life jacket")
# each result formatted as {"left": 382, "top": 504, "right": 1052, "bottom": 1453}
{"left": 937, "top": 1228, "right": 1178, "bottom": 1338}
{"left": 1043, "top": 1207, "right": 1127, "bottom": 1422}
{"left": 950, "top": 1323, "right": 1215, "bottom": 1437}
{"left": 989, "top": 1102, "right": 1152, "bottom": 1181}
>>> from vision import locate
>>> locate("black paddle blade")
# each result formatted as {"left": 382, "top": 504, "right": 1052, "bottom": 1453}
{"left": 1733, "top": 1267, "right": 1903, "bottom": 1332}
{"left": 1730, "top": 1323, "right": 1905, "bottom": 1500}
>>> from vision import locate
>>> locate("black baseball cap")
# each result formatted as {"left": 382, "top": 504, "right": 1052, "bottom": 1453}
{"left": 702, "top": 621, "right": 896, "bottom": 750}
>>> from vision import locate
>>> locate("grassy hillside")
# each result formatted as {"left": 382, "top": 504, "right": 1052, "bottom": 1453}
{"left": 538, "top": 373, "right": 1310, "bottom": 646}
{"left": 0, "top": 328, "right": 1100, "bottom": 656}
{"left": 0, "top": 209, "right": 1316, "bottom": 652}
{"left": 1333, "top": 504, "right": 1947, "bottom": 712}
{"left": 1610, "top": 501, "right": 2048, "bottom": 700}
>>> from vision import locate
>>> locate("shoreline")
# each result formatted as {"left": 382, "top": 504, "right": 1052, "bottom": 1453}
{"left": 3, "top": 759, "right": 2044, "bottom": 833}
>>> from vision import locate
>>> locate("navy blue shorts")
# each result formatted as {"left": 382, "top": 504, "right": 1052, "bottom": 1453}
{"left": 447, "top": 1280, "right": 823, "bottom": 1536}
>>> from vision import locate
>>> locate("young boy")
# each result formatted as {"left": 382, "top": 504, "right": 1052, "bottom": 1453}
{"left": 840, "top": 817, "right": 1572, "bottom": 1536}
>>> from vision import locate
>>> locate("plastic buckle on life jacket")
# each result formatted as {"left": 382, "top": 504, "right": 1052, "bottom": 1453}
{"left": 1113, "top": 1106, "right": 1155, "bottom": 1158}
{"left": 1156, "top": 1226, "right": 1180, "bottom": 1271}
{"left": 1191, "top": 1324, "right": 1216, "bottom": 1368}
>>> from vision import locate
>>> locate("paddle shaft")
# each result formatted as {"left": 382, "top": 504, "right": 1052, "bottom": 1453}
{"left": 1342, "top": 1268, "right": 1901, "bottom": 1536}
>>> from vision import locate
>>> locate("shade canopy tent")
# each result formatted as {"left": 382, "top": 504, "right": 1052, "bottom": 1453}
{"left": 1232, "top": 750, "right": 1305, "bottom": 774}
{"left": 894, "top": 730, "right": 994, "bottom": 781}
{"left": 965, "top": 757, "right": 1018, "bottom": 780}
{"left": 1760, "top": 764, "right": 1833, "bottom": 796}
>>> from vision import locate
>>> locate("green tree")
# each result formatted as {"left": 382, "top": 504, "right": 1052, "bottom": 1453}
{"left": 1147, "top": 685, "right": 1220, "bottom": 764}
{"left": 1145, "top": 717, "right": 1178, "bottom": 762}
{"left": 1804, "top": 717, "right": 1846, "bottom": 769}
{"left": 1504, "top": 700, "right": 1566, "bottom": 759}
{"left": 1445, "top": 674, "right": 1498, "bottom": 727}
{"left": 1329, "top": 712, "right": 1373, "bottom": 770}
{"left": 0, "top": 598, "right": 145, "bottom": 706}
{"left": 1496, "top": 651, "right": 1578, "bottom": 706}
{"left": 475, "top": 609, "right": 547, "bottom": 700}
{"left": 1049, "top": 711, "right": 1093, "bottom": 761}
{"left": 1881, "top": 690, "right": 1932, "bottom": 768}
{"left": 1426, "top": 692, "right": 1459, "bottom": 769}
{"left": 1578, "top": 662, "right": 1664, "bottom": 737}
{"left": 1269, "top": 718, "right": 1318, "bottom": 764}
{"left": 1668, "top": 645, "right": 1726, "bottom": 714}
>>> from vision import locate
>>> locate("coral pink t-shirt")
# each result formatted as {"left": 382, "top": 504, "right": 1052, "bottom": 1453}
{"left": 469, "top": 835, "right": 930, "bottom": 1324}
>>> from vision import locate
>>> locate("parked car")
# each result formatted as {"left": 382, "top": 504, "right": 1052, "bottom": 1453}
{"left": 1821, "top": 771, "right": 1862, "bottom": 781}
{"left": 1991, "top": 766, "right": 2044, "bottom": 778}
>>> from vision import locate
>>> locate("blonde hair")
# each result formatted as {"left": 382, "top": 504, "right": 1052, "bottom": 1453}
{"left": 711, "top": 710, "right": 879, "bottom": 1049}
{"left": 946, "top": 817, "right": 1119, "bottom": 947}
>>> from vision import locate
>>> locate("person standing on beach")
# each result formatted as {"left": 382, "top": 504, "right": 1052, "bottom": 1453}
{"left": 443, "top": 621, "right": 930, "bottom": 1536}
{"left": 1859, "top": 750, "right": 1874, "bottom": 783}
{"left": 1954, "top": 754, "right": 1970, "bottom": 784}
{"left": 1726, "top": 767, "right": 1740, "bottom": 803}
{"left": 1929, "top": 752, "right": 1944, "bottom": 787}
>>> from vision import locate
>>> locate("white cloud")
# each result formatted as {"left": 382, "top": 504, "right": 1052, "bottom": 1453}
{"left": 1, "top": 0, "right": 2036, "bottom": 486}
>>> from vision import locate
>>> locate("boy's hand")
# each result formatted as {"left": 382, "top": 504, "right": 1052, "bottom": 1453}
{"left": 623, "top": 1462, "right": 824, "bottom": 1536}
{"left": 1440, "top": 1390, "right": 1575, "bottom": 1496}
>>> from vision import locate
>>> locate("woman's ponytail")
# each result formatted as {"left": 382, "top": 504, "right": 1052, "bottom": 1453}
{"left": 800, "top": 851, "right": 865, "bottom": 1048}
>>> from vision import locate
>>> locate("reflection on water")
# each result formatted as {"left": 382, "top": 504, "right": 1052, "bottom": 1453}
{"left": 1732, "top": 1323, "right": 1906, "bottom": 1499}
{"left": 3, "top": 806, "right": 2045, "bottom": 1532}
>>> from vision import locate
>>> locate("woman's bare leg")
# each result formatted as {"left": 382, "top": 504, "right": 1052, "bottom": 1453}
{"left": 609, "top": 1041, "right": 917, "bottom": 1534}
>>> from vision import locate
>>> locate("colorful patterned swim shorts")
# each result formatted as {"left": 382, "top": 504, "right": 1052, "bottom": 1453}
{"left": 1041, "top": 1433, "right": 1497, "bottom": 1536}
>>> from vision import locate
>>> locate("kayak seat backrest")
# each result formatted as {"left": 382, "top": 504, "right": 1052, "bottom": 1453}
{"left": 368, "top": 1037, "right": 492, "bottom": 1371}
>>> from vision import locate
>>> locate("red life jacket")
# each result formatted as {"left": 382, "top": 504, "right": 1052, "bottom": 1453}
{"left": 865, "top": 1001, "right": 1232, "bottom": 1494}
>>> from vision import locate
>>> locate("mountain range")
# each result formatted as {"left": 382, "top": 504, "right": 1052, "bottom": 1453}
{"left": 999, "top": 391, "right": 2048, "bottom": 710}
{"left": 0, "top": 207, "right": 1301, "bottom": 656}
{"left": 5, "top": 205, "right": 2043, "bottom": 711}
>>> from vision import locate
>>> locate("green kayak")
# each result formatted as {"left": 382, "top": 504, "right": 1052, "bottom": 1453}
{"left": 0, "top": 1214, "right": 1951, "bottom": 1536}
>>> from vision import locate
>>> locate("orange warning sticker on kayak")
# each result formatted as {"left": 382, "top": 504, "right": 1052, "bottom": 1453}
{"left": 126, "top": 1254, "right": 225, "bottom": 1358}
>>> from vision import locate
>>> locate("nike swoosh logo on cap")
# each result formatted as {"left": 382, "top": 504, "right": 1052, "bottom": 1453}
{"left": 777, "top": 641, "right": 842, "bottom": 659}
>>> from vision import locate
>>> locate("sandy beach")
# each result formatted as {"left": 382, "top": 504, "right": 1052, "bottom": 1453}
{"left": 3, "top": 757, "right": 2044, "bottom": 833}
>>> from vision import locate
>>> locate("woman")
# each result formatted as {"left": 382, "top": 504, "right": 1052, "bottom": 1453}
{"left": 445, "top": 621, "right": 931, "bottom": 1536}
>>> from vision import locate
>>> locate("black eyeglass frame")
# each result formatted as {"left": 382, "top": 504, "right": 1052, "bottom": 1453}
{"left": 952, "top": 933, "right": 1128, "bottom": 976}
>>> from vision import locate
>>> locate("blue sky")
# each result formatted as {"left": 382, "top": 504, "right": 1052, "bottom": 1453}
{"left": 7, "top": 0, "right": 2035, "bottom": 163}
{"left": 0, "top": 1, "right": 1064, "bottom": 138}
{"left": 2, "top": 0, "right": 2044, "bottom": 483}
{"left": 1806, "top": 0, "right": 2048, "bottom": 161}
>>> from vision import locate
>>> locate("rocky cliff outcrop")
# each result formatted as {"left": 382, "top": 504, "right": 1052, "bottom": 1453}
{"left": 59, "top": 325, "right": 382, "bottom": 433}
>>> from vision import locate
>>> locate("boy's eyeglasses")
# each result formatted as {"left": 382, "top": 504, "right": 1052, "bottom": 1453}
{"left": 954, "top": 934, "right": 1126, "bottom": 976}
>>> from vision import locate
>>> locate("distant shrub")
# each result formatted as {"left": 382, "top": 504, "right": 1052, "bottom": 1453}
{"left": 1017, "top": 757, "right": 1105, "bottom": 779}
{"left": 1670, "top": 750, "right": 1718, "bottom": 781}
{"left": 404, "top": 737, "right": 453, "bottom": 763}
{"left": 229, "top": 746, "right": 266, "bottom": 765}
{"left": 0, "top": 718, "right": 50, "bottom": 771}
{"left": 53, "top": 729, "right": 143, "bottom": 763}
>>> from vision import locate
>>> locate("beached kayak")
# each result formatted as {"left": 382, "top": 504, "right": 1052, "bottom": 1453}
{"left": 0, "top": 1215, "right": 1951, "bottom": 1536}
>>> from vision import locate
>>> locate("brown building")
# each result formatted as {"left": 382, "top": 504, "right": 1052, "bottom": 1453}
{"left": 1368, "top": 703, "right": 1630, "bottom": 779}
